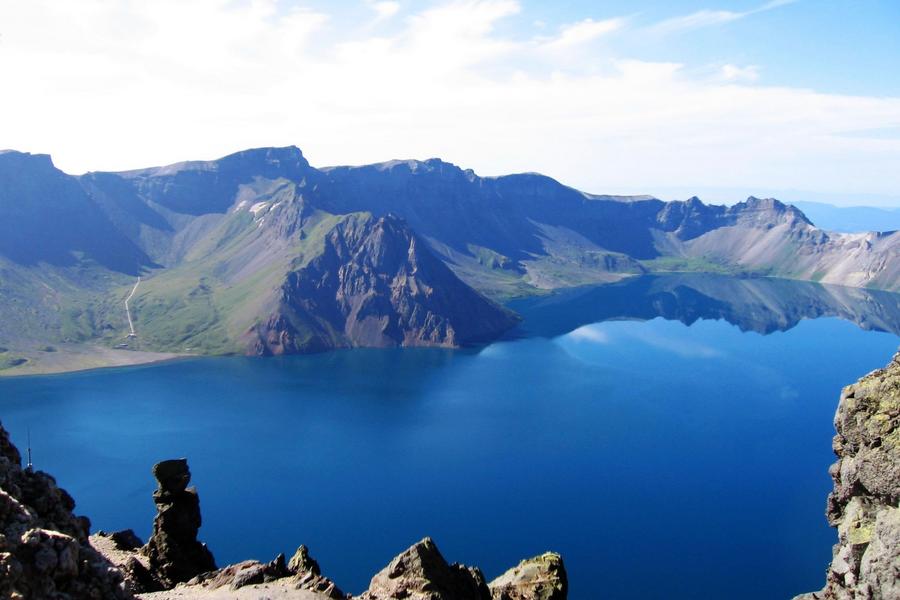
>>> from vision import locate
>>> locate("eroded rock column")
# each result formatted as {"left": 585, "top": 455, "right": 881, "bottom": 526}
{"left": 143, "top": 458, "right": 216, "bottom": 587}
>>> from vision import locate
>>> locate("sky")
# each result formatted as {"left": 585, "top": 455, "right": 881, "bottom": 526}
{"left": 1, "top": 0, "right": 899, "bottom": 205}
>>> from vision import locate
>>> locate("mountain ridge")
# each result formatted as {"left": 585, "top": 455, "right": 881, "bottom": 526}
{"left": 1, "top": 145, "right": 899, "bottom": 374}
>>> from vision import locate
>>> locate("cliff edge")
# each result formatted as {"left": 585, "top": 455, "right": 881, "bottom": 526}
{"left": 796, "top": 352, "right": 900, "bottom": 599}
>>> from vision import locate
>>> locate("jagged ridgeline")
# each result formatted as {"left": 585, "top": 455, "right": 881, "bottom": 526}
{"left": 2, "top": 146, "right": 900, "bottom": 369}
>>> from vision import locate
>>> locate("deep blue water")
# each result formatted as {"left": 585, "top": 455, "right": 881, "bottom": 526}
{"left": 2, "top": 275, "right": 900, "bottom": 599}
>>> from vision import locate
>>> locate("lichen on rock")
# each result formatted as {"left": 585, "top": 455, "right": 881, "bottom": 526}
{"left": 795, "top": 351, "right": 900, "bottom": 600}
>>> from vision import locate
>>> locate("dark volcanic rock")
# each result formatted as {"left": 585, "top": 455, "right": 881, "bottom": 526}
{"left": 795, "top": 351, "right": 900, "bottom": 600}
{"left": 245, "top": 213, "right": 520, "bottom": 355}
{"left": 360, "top": 537, "right": 491, "bottom": 600}
{"left": 143, "top": 458, "right": 217, "bottom": 588}
{"left": 0, "top": 421, "right": 132, "bottom": 599}
{"left": 489, "top": 553, "right": 567, "bottom": 600}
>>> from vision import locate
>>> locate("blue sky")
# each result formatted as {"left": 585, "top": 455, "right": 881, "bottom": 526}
{"left": 1, "top": 0, "right": 898, "bottom": 205}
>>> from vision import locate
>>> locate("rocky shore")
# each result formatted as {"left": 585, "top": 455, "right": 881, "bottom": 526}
{"left": 796, "top": 352, "right": 900, "bottom": 599}
{"left": 0, "top": 421, "right": 566, "bottom": 599}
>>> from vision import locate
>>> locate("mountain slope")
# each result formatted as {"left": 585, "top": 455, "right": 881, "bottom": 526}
{"left": 655, "top": 197, "right": 900, "bottom": 289}
{"left": 2, "top": 145, "right": 900, "bottom": 374}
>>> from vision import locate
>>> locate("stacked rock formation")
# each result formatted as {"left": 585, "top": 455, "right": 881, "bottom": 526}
{"left": 142, "top": 458, "right": 217, "bottom": 587}
{"left": 796, "top": 351, "right": 900, "bottom": 599}
{"left": 0, "top": 421, "right": 131, "bottom": 599}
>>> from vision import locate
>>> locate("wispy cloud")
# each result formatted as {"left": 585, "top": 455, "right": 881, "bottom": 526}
{"left": 648, "top": 0, "right": 798, "bottom": 35}
{"left": 538, "top": 17, "right": 625, "bottom": 52}
{"left": 720, "top": 63, "right": 761, "bottom": 82}
{"left": 366, "top": 0, "right": 401, "bottom": 23}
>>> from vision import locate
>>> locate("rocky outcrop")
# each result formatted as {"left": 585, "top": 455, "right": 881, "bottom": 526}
{"left": 143, "top": 459, "right": 217, "bottom": 588}
{"left": 5, "top": 444, "right": 565, "bottom": 600}
{"left": 360, "top": 537, "right": 491, "bottom": 600}
{"left": 245, "top": 213, "right": 520, "bottom": 355}
{"left": 488, "top": 553, "right": 567, "bottom": 600}
{"left": 0, "top": 421, "right": 132, "bottom": 599}
{"left": 186, "top": 545, "right": 345, "bottom": 598}
{"left": 796, "top": 352, "right": 900, "bottom": 600}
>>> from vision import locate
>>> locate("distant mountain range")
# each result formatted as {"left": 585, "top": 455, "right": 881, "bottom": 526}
{"left": 2, "top": 145, "right": 899, "bottom": 373}
{"left": 789, "top": 201, "right": 900, "bottom": 233}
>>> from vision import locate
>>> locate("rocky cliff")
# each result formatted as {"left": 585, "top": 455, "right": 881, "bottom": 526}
{"left": 0, "top": 421, "right": 132, "bottom": 599}
{"left": 246, "top": 213, "right": 520, "bottom": 354}
{"left": 796, "top": 352, "right": 900, "bottom": 599}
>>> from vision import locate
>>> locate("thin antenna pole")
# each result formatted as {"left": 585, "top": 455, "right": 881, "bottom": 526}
{"left": 26, "top": 428, "right": 33, "bottom": 472}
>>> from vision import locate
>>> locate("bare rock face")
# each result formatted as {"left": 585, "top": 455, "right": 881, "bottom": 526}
{"left": 245, "top": 213, "right": 520, "bottom": 355}
{"left": 361, "top": 537, "right": 492, "bottom": 600}
{"left": 489, "top": 553, "right": 567, "bottom": 600}
{"left": 795, "top": 351, "right": 900, "bottom": 599}
{"left": 0, "top": 421, "right": 132, "bottom": 599}
{"left": 143, "top": 458, "right": 217, "bottom": 588}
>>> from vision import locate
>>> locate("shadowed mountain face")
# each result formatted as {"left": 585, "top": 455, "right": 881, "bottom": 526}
{"left": 508, "top": 273, "right": 900, "bottom": 339}
{"left": 1, "top": 145, "right": 900, "bottom": 366}
{"left": 245, "top": 213, "right": 520, "bottom": 354}
{"left": 0, "top": 151, "right": 152, "bottom": 274}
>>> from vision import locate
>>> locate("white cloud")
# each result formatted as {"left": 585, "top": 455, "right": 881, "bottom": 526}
{"left": 0, "top": 0, "right": 897, "bottom": 200}
{"left": 538, "top": 17, "right": 624, "bottom": 51}
{"left": 648, "top": 0, "right": 798, "bottom": 35}
{"left": 367, "top": 1, "right": 401, "bottom": 22}
{"left": 720, "top": 64, "right": 761, "bottom": 82}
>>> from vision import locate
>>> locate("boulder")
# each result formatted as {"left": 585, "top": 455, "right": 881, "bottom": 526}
{"left": 489, "top": 553, "right": 567, "bottom": 600}
{"left": 361, "top": 537, "right": 491, "bottom": 600}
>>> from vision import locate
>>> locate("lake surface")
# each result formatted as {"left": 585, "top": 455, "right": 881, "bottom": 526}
{"left": 3, "top": 274, "right": 900, "bottom": 599}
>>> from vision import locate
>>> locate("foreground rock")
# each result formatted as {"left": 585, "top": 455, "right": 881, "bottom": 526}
{"left": 0, "top": 421, "right": 131, "bottom": 599}
{"left": 795, "top": 351, "right": 900, "bottom": 599}
{"left": 143, "top": 459, "right": 217, "bottom": 588}
{"left": 9, "top": 447, "right": 567, "bottom": 600}
{"left": 360, "top": 537, "right": 491, "bottom": 600}
{"left": 489, "top": 553, "right": 567, "bottom": 600}
{"left": 187, "top": 544, "right": 343, "bottom": 598}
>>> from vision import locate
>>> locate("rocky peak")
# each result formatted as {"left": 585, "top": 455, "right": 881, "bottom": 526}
{"left": 795, "top": 350, "right": 900, "bottom": 599}
{"left": 0, "top": 150, "right": 57, "bottom": 174}
{"left": 654, "top": 195, "right": 725, "bottom": 240}
{"left": 489, "top": 553, "right": 568, "bottom": 600}
{"left": 736, "top": 196, "right": 813, "bottom": 227}
{"left": 116, "top": 146, "right": 315, "bottom": 216}
{"left": 361, "top": 537, "right": 492, "bottom": 600}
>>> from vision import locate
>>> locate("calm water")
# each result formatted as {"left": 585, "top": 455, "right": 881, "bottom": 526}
{"left": 2, "top": 275, "right": 900, "bottom": 599}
